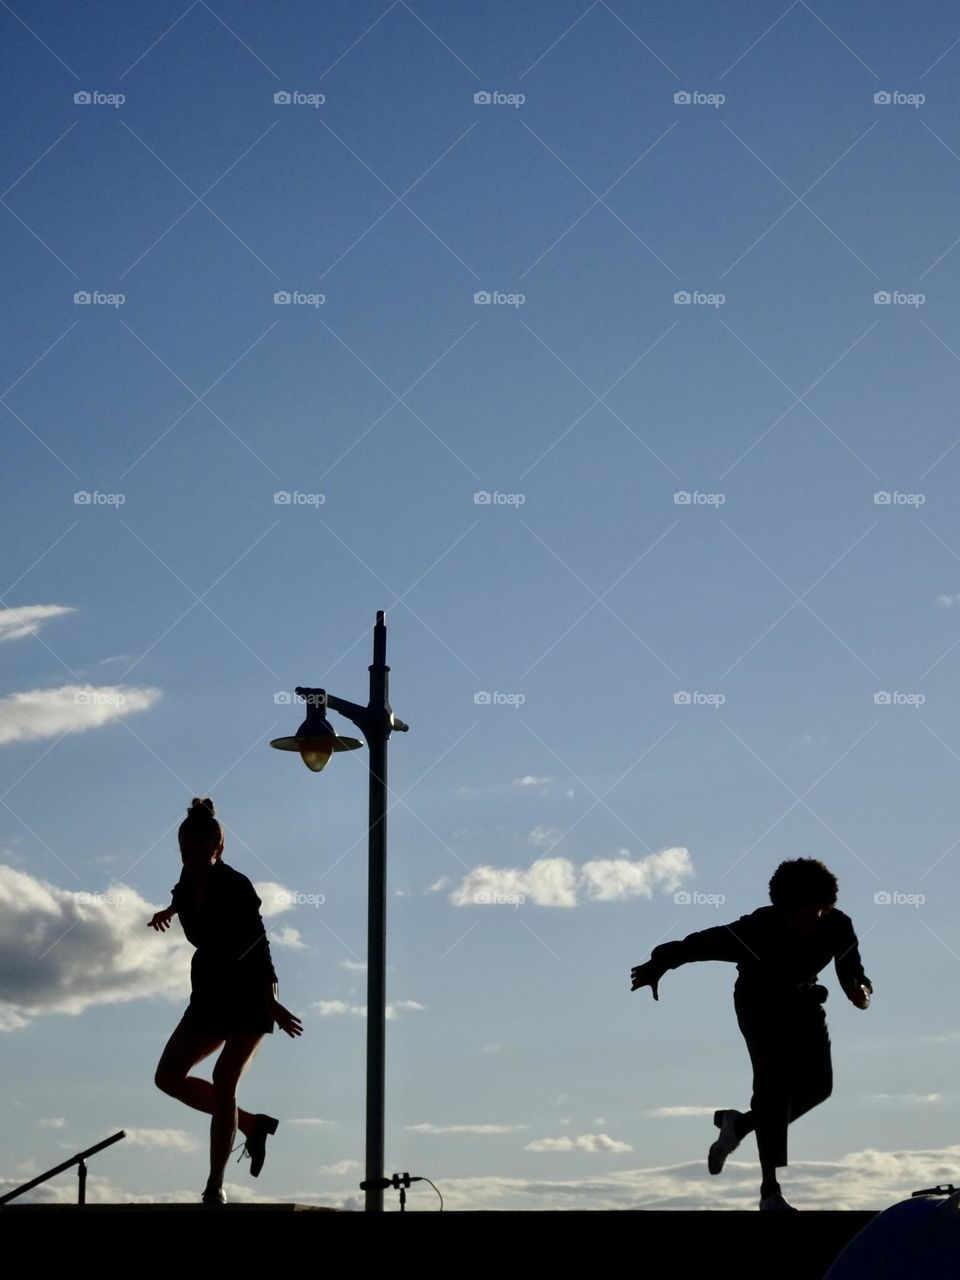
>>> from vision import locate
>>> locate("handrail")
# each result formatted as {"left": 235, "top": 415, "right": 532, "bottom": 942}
{"left": 0, "top": 1131, "right": 126, "bottom": 1206}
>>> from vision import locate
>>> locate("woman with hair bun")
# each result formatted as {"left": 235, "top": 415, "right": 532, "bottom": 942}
{"left": 148, "top": 797, "right": 302, "bottom": 1205}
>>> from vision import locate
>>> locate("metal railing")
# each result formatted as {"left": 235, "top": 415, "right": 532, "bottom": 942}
{"left": 0, "top": 1131, "right": 126, "bottom": 1206}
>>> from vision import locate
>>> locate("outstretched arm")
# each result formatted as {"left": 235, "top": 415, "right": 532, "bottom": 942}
{"left": 631, "top": 915, "right": 760, "bottom": 999}
{"left": 148, "top": 901, "right": 178, "bottom": 931}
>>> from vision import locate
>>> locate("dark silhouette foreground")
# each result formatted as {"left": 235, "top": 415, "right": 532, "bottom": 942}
{"left": 632, "top": 858, "right": 872, "bottom": 1210}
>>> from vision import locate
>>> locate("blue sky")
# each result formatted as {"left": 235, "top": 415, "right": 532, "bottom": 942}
{"left": 3, "top": 0, "right": 960, "bottom": 1210}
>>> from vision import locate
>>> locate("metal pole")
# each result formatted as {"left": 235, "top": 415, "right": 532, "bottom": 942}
{"left": 365, "top": 611, "right": 390, "bottom": 1213}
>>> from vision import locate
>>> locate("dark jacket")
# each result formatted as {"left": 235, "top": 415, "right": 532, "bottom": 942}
{"left": 649, "top": 905, "right": 872, "bottom": 1004}
{"left": 171, "top": 860, "right": 278, "bottom": 987}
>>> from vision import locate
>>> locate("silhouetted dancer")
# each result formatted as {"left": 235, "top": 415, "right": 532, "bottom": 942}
{"left": 149, "top": 797, "right": 303, "bottom": 1205}
{"left": 631, "top": 858, "right": 872, "bottom": 1210}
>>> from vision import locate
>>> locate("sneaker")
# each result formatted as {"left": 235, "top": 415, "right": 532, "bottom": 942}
{"left": 201, "top": 1184, "right": 227, "bottom": 1206}
{"left": 708, "top": 1108, "right": 744, "bottom": 1175}
{"left": 238, "top": 1113, "right": 279, "bottom": 1177}
{"left": 759, "top": 1191, "right": 798, "bottom": 1211}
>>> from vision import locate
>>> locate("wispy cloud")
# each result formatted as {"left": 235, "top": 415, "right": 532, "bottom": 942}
{"left": 406, "top": 1122, "right": 528, "bottom": 1135}
{"left": 123, "top": 1128, "right": 200, "bottom": 1152}
{"left": 311, "top": 998, "right": 424, "bottom": 1021}
{"left": 0, "top": 604, "right": 74, "bottom": 643}
{"left": 0, "top": 684, "right": 160, "bottom": 746}
{"left": 645, "top": 1105, "right": 718, "bottom": 1118}
{"left": 526, "top": 1133, "right": 633, "bottom": 1154}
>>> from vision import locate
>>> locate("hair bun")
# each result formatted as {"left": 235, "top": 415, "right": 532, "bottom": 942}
{"left": 187, "top": 796, "right": 216, "bottom": 818}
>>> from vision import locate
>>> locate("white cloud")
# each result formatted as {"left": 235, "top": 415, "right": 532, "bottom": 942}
{"left": 37, "top": 1117, "right": 67, "bottom": 1129}
{"left": 451, "top": 857, "right": 578, "bottom": 908}
{"left": 513, "top": 775, "right": 554, "bottom": 787}
{"left": 426, "top": 876, "right": 449, "bottom": 894}
{"left": 866, "top": 1093, "right": 942, "bottom": 1105}
{"left": 317, "top": 1159, "right": 362, "bottom": 1175}
{"left": 289, "top": 1117, "right": 336, "bottom": 1127}
{"left": 526, "top": 1133, "right": 633, "bottom": 1154}
{"left": 528, "top": 825, "right": 562, "bottom": 848}
{"left": 254, "top": 882, "right": 308, "bottom": 917}
{"left": 0, "top": 604, "right": 74, "bottom": 644}
{"left": 451, "top": 848, "right": 694, "bottom": 907}
{"left": 310, "top": 998, "right": 424, "bottom": 1021}
{"left": 0, "top": 684, "right": 160, "bottom": 746}
{"left": 936, "top": 594, "right": 960, "bottom": 608}
{"left": 268, "top": 926, "right": 305, "bottom": 949}
{"left": 645, "top": 1105, "right": 718, "bottom": 1118}
{"left": 339, "top": 959, "right": 366, "bottom": 972}
{"left": 124, "top": 1128, "right": 200, "bottom": 1152}
{"left": 406, "top": 1122, "right": 528, "bottom": 1135}
{"left": 0, "top": 864, "right": 192, "bottom": 1028}
{"left": 580, "top": 847, "right": 693, "bottom": 901}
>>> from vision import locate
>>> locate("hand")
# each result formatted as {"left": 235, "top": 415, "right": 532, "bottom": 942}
{"left": 847, "top": 981, "right": 870, "bottom": 1009}
{"left": 148, "top": 907, "right": 175, "bottom": 932}
{"left": 272, "top": 1000, "right": 303, "bottom": 1038}
{"left": 631, "top": 961, "right": 660, "bottom": 1000}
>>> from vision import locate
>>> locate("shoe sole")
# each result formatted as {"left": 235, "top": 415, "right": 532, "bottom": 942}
{"left": 249, "top": 1116, "right": 279, "bottom": 1177}
{"left": 708, "top": 1109, "right": 737, "bottom": 1176}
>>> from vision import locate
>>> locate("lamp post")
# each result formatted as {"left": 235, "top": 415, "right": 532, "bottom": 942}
{"left": 270, "top": 609, "right": 408, "bottom": 1212}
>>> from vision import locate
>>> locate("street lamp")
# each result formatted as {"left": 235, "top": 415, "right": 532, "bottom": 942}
{"left": 270, "top": 609, "right": 409, "bottom": 1213}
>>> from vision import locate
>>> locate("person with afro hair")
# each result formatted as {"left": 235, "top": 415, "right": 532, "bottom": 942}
{"left": 631, "top": 858, "right": 872, "bottom": 1210}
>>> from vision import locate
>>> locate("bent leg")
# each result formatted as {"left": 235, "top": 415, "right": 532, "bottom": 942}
{"left": 155, "top": 1016, "right": 258, "bottom": 1138}
{"left": 788, "top": 1011, "right": 833, "bottom": 1124}
{"left": 208, "top": 1032, "right": 265, "bottom": 1190}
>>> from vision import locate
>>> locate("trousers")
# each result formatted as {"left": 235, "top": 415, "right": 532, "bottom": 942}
{"left": 734, "top": 987, "right": 833, "bottom": 1170}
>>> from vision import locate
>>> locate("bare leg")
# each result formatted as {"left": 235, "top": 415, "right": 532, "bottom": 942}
{"left": 155, "top": 1020, "right": 258, "bottom": 1140}
{"left": 208, "top": 1033, "right": 265, "bottom": 1191}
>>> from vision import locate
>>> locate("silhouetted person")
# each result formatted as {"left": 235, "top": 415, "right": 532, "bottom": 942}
{"left": 631, "top": 858, "right": 872, "bottom": 1210}
{"left": 148, "top": 796, "right": 303, "bottom": 1205}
